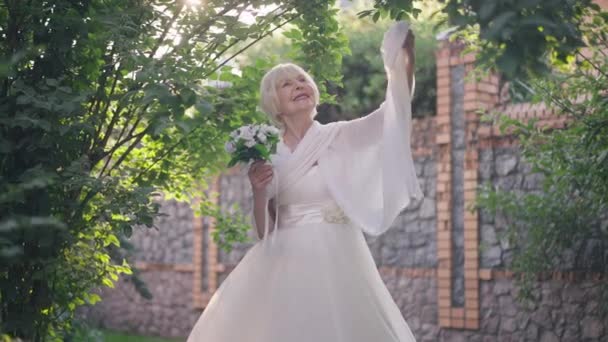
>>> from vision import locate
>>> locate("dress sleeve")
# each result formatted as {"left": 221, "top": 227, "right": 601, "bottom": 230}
{"left": 323, "top": 21, "right": 423, "bottom": 236}
{"left": 335, "top": 31, "right": 415, "bottom": 149}
{"left": 334, "top": 73, "right": 415, "bottom": 149}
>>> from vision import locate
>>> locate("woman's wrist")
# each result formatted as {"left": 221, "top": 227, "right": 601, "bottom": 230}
{"left": 252, "top": 188, "right": 266, "bottom": 198}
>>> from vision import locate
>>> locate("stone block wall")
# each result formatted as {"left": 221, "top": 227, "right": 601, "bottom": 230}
{"left": 79, "top": 200, "right": 200, "bottom": 338}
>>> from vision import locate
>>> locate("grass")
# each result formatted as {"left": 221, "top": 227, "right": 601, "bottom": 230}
{"left": 101, "top": 330, "right": 184, "bottom": 342}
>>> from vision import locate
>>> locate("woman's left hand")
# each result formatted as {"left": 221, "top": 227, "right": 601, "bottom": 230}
{"left": 402, "top": 29, "right": 415, "bottom": 94}
{"left": 402, "top": 29, "right": 415, "bottom": 56}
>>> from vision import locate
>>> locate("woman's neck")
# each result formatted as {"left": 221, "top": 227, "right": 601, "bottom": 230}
{"left": 282, "top": 116, "right": 314, "bottom": 143}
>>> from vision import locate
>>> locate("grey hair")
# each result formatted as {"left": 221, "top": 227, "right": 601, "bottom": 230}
{"left": 258, "top": 63, "right": 320, "bottom": 131}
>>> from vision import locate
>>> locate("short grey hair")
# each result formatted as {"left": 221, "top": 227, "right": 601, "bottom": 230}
{"left": 259, "top": 63, "right": 320, "bottom": 130}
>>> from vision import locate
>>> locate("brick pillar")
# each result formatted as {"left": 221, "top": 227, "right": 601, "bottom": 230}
{"left": 193, "top": 175, "right": 222, "bottom": 308}
{"left": 435, "top": 36, "right": 500, "bottom": 329}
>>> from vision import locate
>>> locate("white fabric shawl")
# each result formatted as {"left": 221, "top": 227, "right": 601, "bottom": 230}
{"left": 262, "top": 21, "right": 423, "bottom": 240}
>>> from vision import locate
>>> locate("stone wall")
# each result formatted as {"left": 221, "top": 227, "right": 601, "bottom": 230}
{"left": 347, "top": 154, "right": 437, "bottom": 269}
{"left": 445, "top": 278, "right": 607, "bottom": 342}
{"left": 78, "top": 199, "right": 200, "bottom": 338}
{"left": 81, "top": 270, "right": 199, "bottom": 338}
{"left": 130, "top": 199, "right": 195, "bottom": 265}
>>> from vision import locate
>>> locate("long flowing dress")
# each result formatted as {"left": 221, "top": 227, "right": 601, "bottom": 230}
{"left": 187, "top": 21, "right": 422, "bottom": 342}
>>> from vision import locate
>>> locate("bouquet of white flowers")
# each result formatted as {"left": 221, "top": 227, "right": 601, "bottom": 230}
{"left": 225, "top": 123, "right": 280, "bottom": 167}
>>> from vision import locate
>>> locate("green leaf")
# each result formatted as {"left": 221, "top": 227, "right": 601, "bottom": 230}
{"left": 479, "top": 2, "right": 497, "bottom": 21}
{"left": 102, "top": 278, "right": 115, "bottom": 288}
{"left": 372, "top": 11, "right": 381, "bottom": 23}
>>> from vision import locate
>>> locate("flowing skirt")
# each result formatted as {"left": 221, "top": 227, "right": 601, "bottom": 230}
{"left": 187, "top": 221, "right": 417, "bottom": 342}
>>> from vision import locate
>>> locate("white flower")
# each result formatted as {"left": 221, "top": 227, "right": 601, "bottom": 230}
{"left": 244, "top": 139, "right": 256, "bottom": 148}
{"left": 239, "top": 125, "right": 256, "bottom": 141}
{"left": 225, "top": 141, "right": 236, "bottom": 153}
{"left": 257, "top": 131, "right": 267, "bottom": 143}
{"left": 265, "top": 125, "right": 279, "bottom": 135}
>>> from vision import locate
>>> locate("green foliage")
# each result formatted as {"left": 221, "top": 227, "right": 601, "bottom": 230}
{"left": 358, "top": 0, "right": 422, "bottom": 22}
{"left": 446, "top": 0, "right": 594, "bottom": 79}
{"left": 475, "top": 8, "right": 608, "bottom": 309}
{"left": 202, "top": 200, "right": 253, "bottom": 254}
{"left": 334, "top": 2, "right": 444, "bottom": 120}
{"left": 365, "top": 0, "right": 596, "bottom": 80}
{"left": 0, "top": 0, "right": 348, "bottom": 339}
{"left": 96, "top": 329, "right": 181, "bottom": 342}
{"left": 287, "top": 0, "right": 351, "bottom": 105}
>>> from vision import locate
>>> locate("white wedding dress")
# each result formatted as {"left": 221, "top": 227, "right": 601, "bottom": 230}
{"left": 187, "top": 151, "right": 417, "bottom": 341}
{"left": 187, "top": 21, "right": 420, "bottom": 342}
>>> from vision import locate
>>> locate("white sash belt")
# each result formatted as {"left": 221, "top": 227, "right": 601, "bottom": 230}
{"left": 277, "top": 200, "right": 350, "bottom": 228}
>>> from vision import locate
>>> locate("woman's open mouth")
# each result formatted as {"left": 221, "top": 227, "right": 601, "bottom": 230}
{"left": 293, "top": 93, "right": 310, "bottom": 102}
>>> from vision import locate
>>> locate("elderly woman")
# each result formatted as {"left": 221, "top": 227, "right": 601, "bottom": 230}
{"left": 187, "top": 21, "right": 423, "bottom": 342}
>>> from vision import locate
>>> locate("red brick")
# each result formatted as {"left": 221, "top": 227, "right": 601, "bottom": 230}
{"left": 452, "top": 308, "right": 465, "bottom": 319}
{"left": 436, "top": 115, "right": 451, "bottom": 124}
{"left": 464, "top": 82, "right": 478, "bottom": 92}
{"left": 464, "top": 191, "right": 477, "bottom": 201}
{"left": 466, "top": 249, "right": 479, "bottom": 260}
{"left": 465, "top": 299, "right": 480, "bottom": 310}
{"left": 465, "top": 318, "right": 479, "bottom": 329}
{"left": 437, "top": 86, "right": 450, "bottom": 98}
{"left": 479, "top": 269, "right": 492, "bottom": 280}
{"left": 438, "top": 220, "right": 451, "bottom": 231}
{"left": 464, "top": 260, "right": 478, "bottom": 270}
{"left": 436, "top": 63, "right": 450, "bottom": 74}
{"left": 464, "top": 169, "right": 477, "bottom": 180}
{"left": 438, "top": 249, "right": 452, "bottom": 259}
{"left": 438, "top": 287, "right": 451, "bottom": 299}
{"left": 438, "top": 269, "right": 451, "bottom": 279}
{"left": 452, "top": 318, "right": 465, "bottom": 328}
{"left": 438, "top": 239, "right": 451, "bottom": 250}
{"left": 465, "top": 289, "right": 479, "bottom": 300}
{"left": 465, "top": 269, "right": 478, "bottom": 279}
{"left": 436, "top": 133, "right": 451, "bottom": 144}
{"left": 466, "top": 279, "right": 480, "bottom": 290}
{"left": 437, "top": 75, "right": 450, "bottom": 88}
{"left": 437, "top": 201, "right": 450, "bottom": 212}
{"left": 437, "top": 210, "right": 450, "bottom": 221}
{"left": 437, "top": 103, "right": 450, "bottom": 115}
{"left": 463, "top": 53, "right": 476, "bottom": 63}
{"left": 437, "top": 230, "right": 451, "bottom": 239}
{"left": 437, "top": 56, "right": 450, "bottom": 68}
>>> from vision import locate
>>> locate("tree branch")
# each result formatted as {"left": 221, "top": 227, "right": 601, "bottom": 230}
{"left": 97, "top": 107, "right": 147, "bottom": 178}
{"left": 129, "top": 14, "right": 298, "bottom": 183}
{"left": 165, "top": 2, "right": 242, "bottom": 58}
{"left": 148, "top": 3, "right": 184, "bottom": 59}
{"left": 576, "top": 50, "right": 608, "bottom": 79}
{"left": 203, "top": 13, "right": 298, "bottom": 79}
{"left": 106, "top": 126, "right": 151, "bottom": 176}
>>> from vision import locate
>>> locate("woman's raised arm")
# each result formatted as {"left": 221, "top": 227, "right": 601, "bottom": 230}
{"left": 336, "top": 24, "right": 415, "bottom": 149}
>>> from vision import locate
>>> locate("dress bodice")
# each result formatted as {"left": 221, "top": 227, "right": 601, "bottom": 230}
{"left": 273, "top": 143, "right": 349, "bottom": 228}
{"left": 278, "top": 164, "right": 331, "bottom": 205}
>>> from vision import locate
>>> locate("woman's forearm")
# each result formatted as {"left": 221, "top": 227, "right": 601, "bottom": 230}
{"left": 406, "top": 51, "right": 415, "bottom": 96}
{"left": 252, "top": 191, "right": 274, "bottom": 239}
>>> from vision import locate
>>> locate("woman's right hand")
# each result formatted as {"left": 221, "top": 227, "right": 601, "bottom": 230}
{"left": 248, "top": 160, "right": 274, "bottom": 195}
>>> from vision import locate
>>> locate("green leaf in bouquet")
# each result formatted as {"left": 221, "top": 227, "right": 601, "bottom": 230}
{"left": 253, "top": 143, "right": 269, "bottom": 157}
{"left": 227, "top": 156, "right": 239, "bottom": 168}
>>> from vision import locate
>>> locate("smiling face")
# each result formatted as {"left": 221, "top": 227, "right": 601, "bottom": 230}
{"left": 259, "top": 63, "right": 320, "bottom": 128}
{"left": 275, "top": 73, "right": 316, "bottom": 118}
